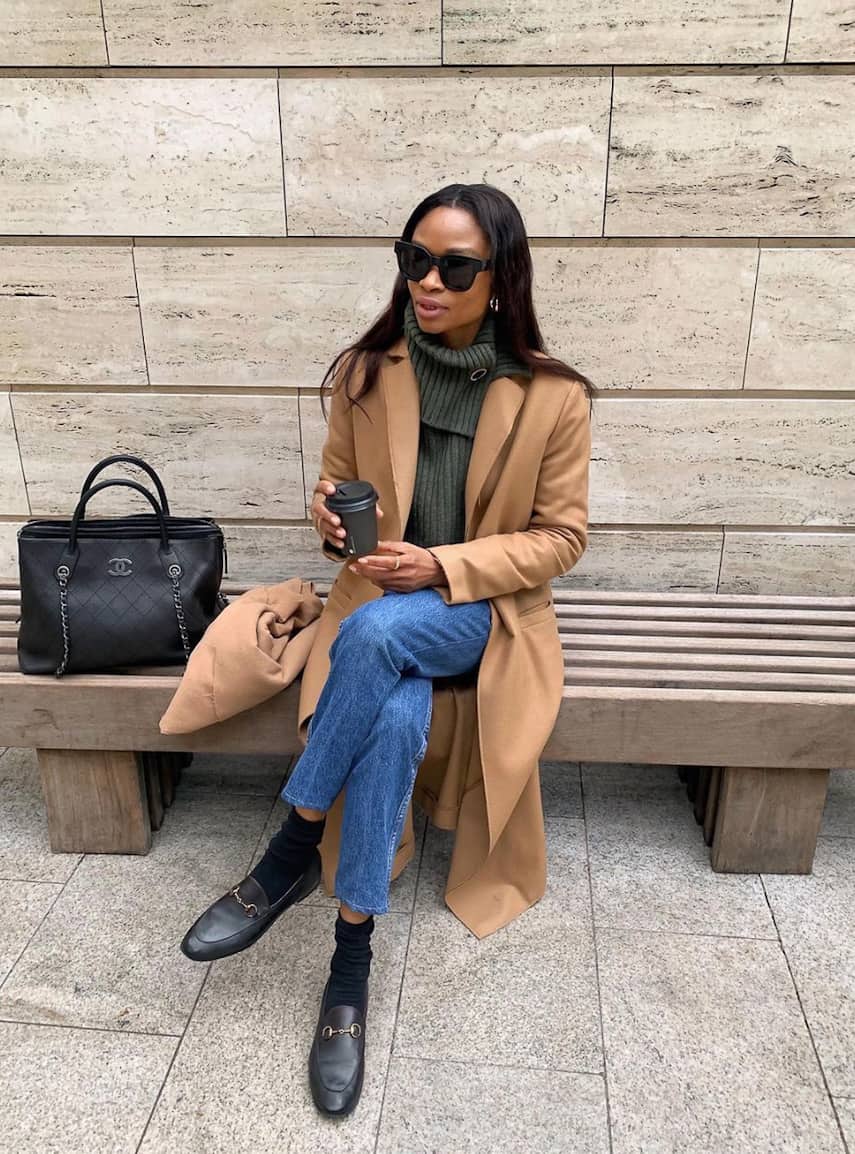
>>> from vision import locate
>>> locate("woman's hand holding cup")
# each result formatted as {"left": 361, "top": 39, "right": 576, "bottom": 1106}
{"left": 311, "top": 480, "right": 383, "bottom": 554}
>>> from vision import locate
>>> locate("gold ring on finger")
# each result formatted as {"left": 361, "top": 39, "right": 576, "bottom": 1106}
{"left": 394, "top": 555, "right": 401, "bottom": 571}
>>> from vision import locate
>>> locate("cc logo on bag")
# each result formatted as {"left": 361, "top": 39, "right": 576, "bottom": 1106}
{"left": 107, "top": 557, "right": 133, "bottom": 577}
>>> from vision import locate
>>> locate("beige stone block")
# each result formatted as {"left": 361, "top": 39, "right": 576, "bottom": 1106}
{"left": 0, "top": 0, "right": 106, "bottom": 65}
{"left": 280, "top": 72, "right": 610, "bottom": 236}
{"left": 12, "top": 393, "right": 304, "bottom": 520}
{"left": 221, "top": 523, "right": 340, "bottom": 583}
{"left": 0, "top": 246, "right": 146, "bottom": 386}
{"left": 134, "top": 245, "right": 392, "bottom": 387}
{"left": 607, "top": 74, "right": 855, "bottom": 237}
{"left": 0, "top": 79, "right": 284, "bottom": 237}
{"left": 0, "top": 396, "right": 27, "bottom": 515}
{"left": 532, "top": 245, "right": 756, "bottom": 390}
{"left": 445, "top": 0, "right": 789, "bottom": 64}
{"left": 559, "top": 529, "right": 723, "bottom": 592}
{"left": 0, "top": 522, "right": 24, "bottom": 580}
{"left": 789, "top": 1, "right": 855, "bottom": 62}
{"left": 720, "top": 530, "right": 855, "bottom": 596}
{"left": 298, "top": 390, "right": 328, "bottom": 512}
{"left": 591, "top": 396, "right": 855, "bottom": 524}
{"left": 103, "top": 0, "right": 440, "bottom": 65}
{"left": 746, "top": 248, "right": 855, "bottom": 391}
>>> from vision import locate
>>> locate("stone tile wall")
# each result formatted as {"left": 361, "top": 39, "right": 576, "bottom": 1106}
{"left": 1, "top": 6, "right": 852, "bottom": 590}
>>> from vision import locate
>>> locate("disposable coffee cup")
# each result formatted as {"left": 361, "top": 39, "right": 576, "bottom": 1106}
{"left": 325, "top": 480, "right": 379, "bottom": 557}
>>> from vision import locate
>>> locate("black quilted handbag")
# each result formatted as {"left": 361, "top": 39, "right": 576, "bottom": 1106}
{"left": 17, "top": 455, "right": 227, "bottom": 676}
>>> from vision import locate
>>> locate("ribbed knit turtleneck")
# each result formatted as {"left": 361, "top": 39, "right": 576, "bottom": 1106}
{"left": 403, "top": 297, "right": 532, "bottom": 549}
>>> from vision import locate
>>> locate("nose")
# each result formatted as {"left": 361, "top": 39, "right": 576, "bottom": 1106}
{"left": 419, "top": 265, "right": 444, "bottom": 291}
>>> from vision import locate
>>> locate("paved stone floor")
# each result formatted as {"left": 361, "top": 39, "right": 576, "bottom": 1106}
{"left": 0, "top": 747, "right": 852, "bottom": 1154}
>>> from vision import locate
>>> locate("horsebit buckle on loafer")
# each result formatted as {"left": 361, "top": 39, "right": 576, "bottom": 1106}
{"left": 229, "top": 886, "right": 258, "bottom": 918}
{"left": 321, "top": 1023, "right": 362, "bottom": 1040}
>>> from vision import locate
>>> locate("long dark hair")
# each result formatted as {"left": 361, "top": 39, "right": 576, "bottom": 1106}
{"left": 320, "top": 183, "right": 598, "bottom": 412}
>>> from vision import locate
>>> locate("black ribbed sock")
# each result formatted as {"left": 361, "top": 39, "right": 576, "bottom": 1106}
{"left": 325, "top": 913, "right": 374, "bottom": 1010}
{"left": 249, "top": 807, "right": 325, "bottom": 902}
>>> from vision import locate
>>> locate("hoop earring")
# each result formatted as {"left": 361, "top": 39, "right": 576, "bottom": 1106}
{"left": 489, "top": 296, "right": 499, "bottom": 312}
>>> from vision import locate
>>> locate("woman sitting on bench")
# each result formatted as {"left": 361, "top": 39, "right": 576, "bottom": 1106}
{"left": 180, "top": 181, "right": 595, "bottom": 1118}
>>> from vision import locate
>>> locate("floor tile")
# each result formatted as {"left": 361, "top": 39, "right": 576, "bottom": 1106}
{"left": 138, "top": 906, "right": 410, "bottom": 1153}
{"left": 0, "top": 749, "right": 80, "bottom": 883}
{"left": 252, "top": 797, "right": 427, "bottom": 914}
{"left": 585, "top": 789, "right": 775, "bottom": 938}
{"left": 376, "top": 1057, "right": 609, "bottom": 1154}
{"left": 540, "top": 759, "right": 583, "bottom": 819}
{"left": 180, "top": 752, "right": 290, "bottom": 796}
{"left": 0, "top": 1020, "right": 176, "bottom": 1154}
{"left": 0, "top": 880, "right": 62, "bottom": 984}
{"left": 764, "top": 839, "right": 855, "bottom": 1096}
{"left": 0, "top": 790, "right": 275, "bottom": 1034}
{"left": 393, "top": 818, "right": 601, "bottom": 1072}
{"left": 834, "top": 1098, "right": 854, "bottom": 1148}
{"left": 821, "top": 769, "right": 855, "bottom": 839}
{"left": 598, "top": 929, "right": 843, "bottom": 1154}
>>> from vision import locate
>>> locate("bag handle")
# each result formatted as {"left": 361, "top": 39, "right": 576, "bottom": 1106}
{"left": 68, "top": 479, "right": 170, "bottom": 552}
{"left": 78, "top": 455, "right": 171, "bottom": 517}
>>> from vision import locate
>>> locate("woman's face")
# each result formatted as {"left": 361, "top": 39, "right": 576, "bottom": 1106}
{"left": 407, "top": 206, "right": 493, "bottom": 349}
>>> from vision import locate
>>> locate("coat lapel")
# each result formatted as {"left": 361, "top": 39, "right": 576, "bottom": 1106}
{"left": 381, "top": 337, "right": 527, "bottom": 540}
{"left": 381, "top": 338, "right": 420, "bottom": 536}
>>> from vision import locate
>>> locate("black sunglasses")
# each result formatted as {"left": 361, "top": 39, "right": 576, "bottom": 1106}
{"left": 394, "top": 239, "right": 492, "bottom": 292}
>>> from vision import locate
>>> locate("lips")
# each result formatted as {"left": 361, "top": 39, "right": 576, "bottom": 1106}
{"left": 416, "top": 298, "right": 446, "bottom": 314}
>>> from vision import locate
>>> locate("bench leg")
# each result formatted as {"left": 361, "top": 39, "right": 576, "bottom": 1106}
{"left": 37, "top": 749, "right": 151, "bottom": 855}
{"left": 711, "top": 766, "right": 829, "bottom": 874}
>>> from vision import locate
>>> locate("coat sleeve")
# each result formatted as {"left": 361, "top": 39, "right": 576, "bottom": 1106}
{"left": 316, "top": 358, "right": 359, "bottom": 563}
{"left": 429, "top": 381, "right": 591, "bottom": 602}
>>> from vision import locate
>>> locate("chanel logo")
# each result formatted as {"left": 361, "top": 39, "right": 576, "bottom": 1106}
{"left": 107, "top": 557, "right": 133, "bottom": 577}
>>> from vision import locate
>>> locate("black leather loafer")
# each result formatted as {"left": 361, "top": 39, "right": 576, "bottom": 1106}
{"left": 180, "top": 851, "right": 322, "bottom": 962}
{"left": 309, "top": 979, "right": 368, "bottom": 1116}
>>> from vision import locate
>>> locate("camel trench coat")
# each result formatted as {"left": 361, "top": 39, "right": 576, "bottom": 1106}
{"left": 297, "top": 335, "right": 591, "bottom": 938}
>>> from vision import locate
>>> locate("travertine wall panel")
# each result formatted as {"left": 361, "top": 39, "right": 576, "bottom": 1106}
{"left": 555, "top": 529, "right": 724, "bottom": 591}
{"left": 745, "top": 248, "right": 855, "bottom": 390}
{"left": 0, "top": 79, "right": 284, "bottom": 237}
{"left": 590, "top": 398, "right": 855, "bottom": 524}
{"left": 0, "top": 1, "right": 106, "bottom": 66}
{"left": 12, "top": 394, "right": 303, "bottom": 519}
{"left": 788, "top": 2, "right": 855, "bottom": 62}
{"left": 0, "top": 522, "right": 23, "bottom": 578}
{"left": 0, "top": 396, "right": 27, "bottom": 511}
{"left": 279, "top": 73, "right": 611, "bottom": 236}
{"left": 607, "top": 74, "right": 855, "bottom": 237}
{"left": 719, "top": 530, "right": 855, "bottom": 594}
{"left": 134, "top": 245, "right": 393, "bottom": 388}
{"left": 102, "top": 0, "right": 440, "bottom": 65}
{"left": 222, "top": 524, "right": 340, "bottom": 582}
{"left": 299, "top": 393, "right": 328, "bottom": 515}
{"left": 531, "top": 245, "right": 757, "bottom": 390}
{"left": 0, "top": 246, "right": 146, "bottom": 386}
{"left": 444, "top": 1, "right": 790, "bottom": 65}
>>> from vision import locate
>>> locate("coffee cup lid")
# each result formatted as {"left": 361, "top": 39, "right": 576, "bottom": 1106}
{"left": 326, "top": 480, "right": 378, "bottom": 513}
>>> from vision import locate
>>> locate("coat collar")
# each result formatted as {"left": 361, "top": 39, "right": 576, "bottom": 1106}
{"left": 381, "top": 337, "right": 527, "bottom": 538}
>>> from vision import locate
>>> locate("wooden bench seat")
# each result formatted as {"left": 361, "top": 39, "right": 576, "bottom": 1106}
{"left": 1, "top": 580, "right": 853, "bottom": 873}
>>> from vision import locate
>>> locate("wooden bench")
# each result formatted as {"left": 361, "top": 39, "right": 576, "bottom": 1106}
{"left": 1, "top": 580, "right": 853, "bottom": 873}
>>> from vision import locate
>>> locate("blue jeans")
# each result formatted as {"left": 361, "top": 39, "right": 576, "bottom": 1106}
{"left": 281, "top": 588, "right": 492, "bottom": 915}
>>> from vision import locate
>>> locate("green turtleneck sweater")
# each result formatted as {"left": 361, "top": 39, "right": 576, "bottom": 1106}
{"left": 403, "top": 297, "right": 532, "bottom": 550}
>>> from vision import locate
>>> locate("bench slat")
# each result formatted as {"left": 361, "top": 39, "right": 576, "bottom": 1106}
{"left": 560, "top": 633, "right": 854, "bottom": 657}
{"left": 2, "top": 671, "right": 853, "bottom": 769}
{"left": 562, "top": 649, "right": 855, "bottom": 674}
{"left": 562, "top": 665, "right": 855, "bottom": 692}
{"left": 558, "top": 618, "right": 855, "bottom": 641}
